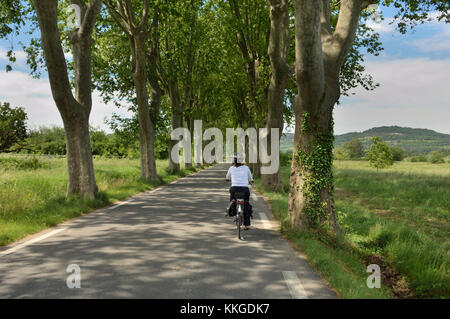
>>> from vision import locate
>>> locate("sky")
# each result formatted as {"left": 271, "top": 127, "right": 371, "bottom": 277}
{"left": 0, "top": 4, "right": 449, "bottom": 135}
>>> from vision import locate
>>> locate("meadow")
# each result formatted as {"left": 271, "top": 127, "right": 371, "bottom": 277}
{"left": 256, "top": 159, "right": 449, "bottom": 299}
{"left": 0, "top": 155, "right": 202, "bottom": 247}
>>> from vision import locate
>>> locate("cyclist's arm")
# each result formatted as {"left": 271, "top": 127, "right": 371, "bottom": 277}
{"left": 226, "top": 167, "right": 232, "bottom": 181}
{"left": 247, "top": 166, "right": 253, "bottom": 184}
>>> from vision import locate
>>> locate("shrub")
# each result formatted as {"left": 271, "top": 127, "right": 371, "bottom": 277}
{"left": 365, "top": 137, "right": 394, "bottom": 169}
{"left": 390, "top": 146, "right": 405, "bottom": 161}
{"left": 334, "top": 146, "right": 350, "bottom": 160}
{"left": 410, "top": 155, "right": 427, "bottom": 162}
{"left": 0, "top": 157, "right": 48, "bottom": 170}
{"left": 428, "top": 151, "right": 445, "bottom": 164}
{"left": 342, "top": 139, "right": 364, "bottom": 159}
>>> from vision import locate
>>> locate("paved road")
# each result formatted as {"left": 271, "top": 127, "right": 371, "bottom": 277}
{"left": 0, "top": 164, "right": 336, "bottom": 298}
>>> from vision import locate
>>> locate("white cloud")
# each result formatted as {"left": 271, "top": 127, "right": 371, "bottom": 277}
{"left": 366, "top": 18, "right": 396, "bottom": 34}
{"left": 334, "top": 57, "right": 450, "bottom": 134}
{"left": 411, "top": 24, "right": 450, "bottom": 53}
{"left": 0, "top": 48, "right": 28, "bottom": 70}
{"left": 0, "top": 70, "right": 133, "bottom": 132}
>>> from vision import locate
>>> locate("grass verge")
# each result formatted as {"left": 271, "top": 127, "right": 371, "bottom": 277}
{"left": 255, "top": 159, "right": 449, "bottom": 298}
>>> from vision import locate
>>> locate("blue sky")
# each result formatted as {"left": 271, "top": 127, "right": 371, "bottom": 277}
{"left": 0, "top": 4, "right": 449, "bottom": 135}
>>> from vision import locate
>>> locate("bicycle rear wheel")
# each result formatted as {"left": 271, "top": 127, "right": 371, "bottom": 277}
{"left": 236, "top": 213, "right": 242, "bottom": 239}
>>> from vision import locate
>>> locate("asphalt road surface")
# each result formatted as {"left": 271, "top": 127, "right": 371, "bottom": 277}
{"left": 0, "top": 163, "right": 337, "bottom": 298}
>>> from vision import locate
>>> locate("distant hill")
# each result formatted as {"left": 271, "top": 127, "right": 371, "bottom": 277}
{"left": 280, "top": 126, "right": 450, "bottom": 155}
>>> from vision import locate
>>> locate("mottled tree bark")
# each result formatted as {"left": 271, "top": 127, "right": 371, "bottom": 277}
{"left": 289, "top": 0, "right": 372, "bottom": 232}
{"left": 261, "top": 0, "right": 290, "bottom": 191}
{"left": 167, "top": 79, "right": 183, "bottom": 172}
{"left": 32, "top": 0, "right": 101, "bottom": 199}
{"left": 105, "top": 0, "right": 158, "bottom": 181}
{"left": 133, "top": 35, "right": 157, "bottom": 180}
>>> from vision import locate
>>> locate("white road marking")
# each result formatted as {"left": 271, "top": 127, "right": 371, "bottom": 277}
{"left": 258, "top": 212, "right": 272, "bottom": 230}
{"left": 107, "top": 201, "right": 126, "bottom": 210}
{"left": 0, "top": 228, "right": 66, "bottom": 257}
{"left": 282, "top": 271, "right": 308, "bottom": 299}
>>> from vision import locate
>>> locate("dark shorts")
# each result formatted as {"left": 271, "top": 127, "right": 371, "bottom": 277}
{"left": 229, "top": 186, "right": 251, "bottom": 226}
{"left": 229, "top": 186, "right": 250, "bottom": 201}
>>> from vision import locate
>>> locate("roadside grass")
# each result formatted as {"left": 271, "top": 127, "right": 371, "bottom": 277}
{"left": 0, "top": 155, "right": 204, "bottom": 247}
{"left": 256, "top": 159, "right": 449, "bottom": 298}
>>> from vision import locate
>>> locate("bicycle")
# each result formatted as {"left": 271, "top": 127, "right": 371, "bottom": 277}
{"left": 233, "top": 191, "right": 246, "bottom": 240}
{"left": 226, "top": 181, "right": 254, "bottom": 240}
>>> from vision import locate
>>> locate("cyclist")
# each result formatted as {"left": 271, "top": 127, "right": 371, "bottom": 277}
{"left": 226, "top": 153, "right": 254, "bottom": 230}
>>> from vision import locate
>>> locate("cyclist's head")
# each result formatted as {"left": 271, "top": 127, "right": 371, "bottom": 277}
{"left": 233, "top": 153, "right": 244, "bottom": 166}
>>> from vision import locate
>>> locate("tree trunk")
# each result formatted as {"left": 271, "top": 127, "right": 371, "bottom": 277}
{"left": 168, "top": 80, "right": 182, "bottom": 172}
{"left": 261, "top": 0, "right": 290, "bottom": 191}
{"left": 289, "top": 0, "right": 339, "bottom": 232}
{"left": 133, "top": 35, "right": 158, "bottom": 181}
{"left": 288, "top": 0, "right": 372, "bottom": 233}
{"left": 63, "top": 107, "right": 97, "bottom": 199}
{"left": 32, "top": 0, "right": 101, "bottom": 199}
{"left": 105, "top": 0, "right": 157, "bottom": 181}
{"left": 288, "top": 97, "right": 338, "bottom": 232}
{"left": 185, "top": 116, "right": 194, "bottom": 168}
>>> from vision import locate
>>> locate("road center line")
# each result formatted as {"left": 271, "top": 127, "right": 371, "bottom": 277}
{"left": 0, "top": 228, "right": 66, "bottom": 257}
{"left": 282, "top": 271, "right": 308, "bottom": 299}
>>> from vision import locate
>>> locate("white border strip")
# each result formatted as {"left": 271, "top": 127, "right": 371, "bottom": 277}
{"left": 282, "top": 271, "right": 308, "bottom": 299}
{"left": 0, "top": 228, "right": 66, "bottom": 257}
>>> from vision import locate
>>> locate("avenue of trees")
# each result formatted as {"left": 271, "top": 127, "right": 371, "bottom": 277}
{"left": 1, "top": 0, "right": 448, "bottom": 233}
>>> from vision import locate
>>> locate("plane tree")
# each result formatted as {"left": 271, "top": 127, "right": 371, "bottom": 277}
{"left": 286, "top": 0, "right": 448, "bottom": 231}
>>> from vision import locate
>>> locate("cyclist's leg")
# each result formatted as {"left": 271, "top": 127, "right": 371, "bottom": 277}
{"left": 229, "top": 186, "right": 236, "bottom": 202}
{"left": 243, "top": 187, "right": 251, "bottom": 226}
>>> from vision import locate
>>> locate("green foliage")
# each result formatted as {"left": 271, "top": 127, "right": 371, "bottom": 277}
{"left": 333, "top": 146, "right": 350, "bottom": 160}
{"left": 390, "top": 146, "right": 405, "bottom": 161}
{"left": 382, "top": 0, "right": 450, "bottom": 34}
{"left": 23, "top": 126, "right": 66, "bottom": 155}
{"left": 428, "top": 150, "right": 445, "bottom": 164}
{"left": 410, "top": 155, "right": 427, "bottom": 162}
{"left": 0, "top": 156, "right": 49, "bottom": 170}
{"left": 294, "top": 120, "right": 335, "bottom": 227}
{"left": 342, "top": 138, "right": 364, "bottom": 159}
{"left": 0, "top": 102, "right": 28, "bottom": 152}
{"left": 366, "top": 137, "right": 394, "bottom": 169}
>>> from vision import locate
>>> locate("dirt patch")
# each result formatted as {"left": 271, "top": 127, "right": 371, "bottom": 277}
{"left": 365, "top": 254, "right": 413, "bottom": 298}
{"left": 374, "top": 209, "right": 390, "bottom": 216}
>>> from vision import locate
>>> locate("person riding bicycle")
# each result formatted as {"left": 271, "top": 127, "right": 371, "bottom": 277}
{"left": 226, "top": 153, "right": 254, "bottom": 230}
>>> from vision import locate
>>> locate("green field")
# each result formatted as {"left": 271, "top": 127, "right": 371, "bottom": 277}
{"left": 256, "top": 159, "right": 449, "bottom": 298}
{"left": 0, "top": 155, "right": 202, "bottom": 247}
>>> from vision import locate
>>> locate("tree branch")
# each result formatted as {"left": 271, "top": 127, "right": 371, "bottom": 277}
{"left": 327, "top": 0, "right": 363, "bottom": 70}
{"left": 31, "top": 0, "right": 75, "bottom": 113}
{"left": 80, "top": 0, "right": 102, "bottom": 37}
{"left": 104, "top": 0, "right": 132, "bottom": 35}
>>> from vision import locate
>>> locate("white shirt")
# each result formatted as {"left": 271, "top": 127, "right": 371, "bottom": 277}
{"left": 226, "top": 165, "right": 253, "bottom": 187}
